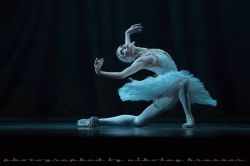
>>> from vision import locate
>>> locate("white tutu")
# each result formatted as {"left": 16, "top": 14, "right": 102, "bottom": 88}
{"left": 118, "top": 70, "right": 217, "bottom": 106}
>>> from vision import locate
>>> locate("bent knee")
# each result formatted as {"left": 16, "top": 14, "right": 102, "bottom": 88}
{"left": 178, "top": 78, "right": 189, "bottom": 90}
{"left": 153, "top": 97, "right": 177, "bottom": 110}
{"left": 153, "top": 100, "right": 161, "bottom": 110}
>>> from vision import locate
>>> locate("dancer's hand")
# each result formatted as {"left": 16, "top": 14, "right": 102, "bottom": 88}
{"left": 126, "top": 23, "right": 143, "bottom": 35}
{"left": 94, "top": 58, "right": 104, "bottom": 75}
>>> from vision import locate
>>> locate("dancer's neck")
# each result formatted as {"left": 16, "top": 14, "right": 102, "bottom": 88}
{"left": 134, "top": 46, "right": 148, "bottom": 58}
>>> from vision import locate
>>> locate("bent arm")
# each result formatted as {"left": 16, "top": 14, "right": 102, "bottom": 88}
{"left": 99, "top": 63, "right": 141, "bottom": 80}
{"left": 99, "top": 71, "right": 124, "bottom": 79}
{"left": 100, "top": 55, "right": 156, "bottom": 79}
{"left": 125, "top": 24, "right": 143, "bottom": 44}
{"left": 125, "top": 32, "right": 131, "bottom": 44}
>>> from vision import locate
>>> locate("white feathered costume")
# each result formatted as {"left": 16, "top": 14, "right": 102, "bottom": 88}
{"left": 118, "top": 49, "right": 217, "bottom": 106}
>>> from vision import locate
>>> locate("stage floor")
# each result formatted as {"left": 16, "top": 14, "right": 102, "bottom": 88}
{"left": 0, "top": 122, "right": 250, "bottom": 137}
{"left": 0, "top": 122, "right": 249, "bottom": 164}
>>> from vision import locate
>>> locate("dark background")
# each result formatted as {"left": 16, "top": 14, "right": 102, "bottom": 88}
{"left": 0, "top": 0, "right": 250, "bottom": 122}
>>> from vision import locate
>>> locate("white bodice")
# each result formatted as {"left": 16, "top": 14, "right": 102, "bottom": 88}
{"left": 144, "top": 49, "right": 177, "bottom": 75}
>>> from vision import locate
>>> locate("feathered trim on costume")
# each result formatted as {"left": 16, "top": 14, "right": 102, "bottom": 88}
{"left": 118, "top": 70, "right": 217, "bottom": 107}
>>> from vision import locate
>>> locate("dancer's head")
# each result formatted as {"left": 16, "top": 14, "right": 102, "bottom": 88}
{"left": 116, "top": 42, "right": 137, "bottom": 63}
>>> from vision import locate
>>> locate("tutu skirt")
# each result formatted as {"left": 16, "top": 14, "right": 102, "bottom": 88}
{"left": 118, "top": 70, "right": 217, "bottom": 106}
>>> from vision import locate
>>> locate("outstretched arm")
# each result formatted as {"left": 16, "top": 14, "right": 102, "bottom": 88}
{"left": 94, "top": 56, "right": 156, "bottom": 79}
{"left": 125, "top": 24, "right": 143, "bottom": 44}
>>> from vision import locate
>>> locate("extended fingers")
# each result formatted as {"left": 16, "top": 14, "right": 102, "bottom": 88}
{"left": 94, "top": 58, "right": 98, "bottom": 65}
{"left": 132, "top": 25, "right": 143, "bottom": 33}
{"left": 96, "top": 60, "right": 104, "bottom": 69}
{"left": 96, "top": 63, "right": 103, "bottom": 72}
{"left": 98, "top": 58, "right": 104, "bottom": 65}
{"left": 132, "top": 23, "right": 142, "bottom": 27}
{"left": 94, "top": 58, "right": 103, "bottom": 66}
{"left": 132, "top": 23, "right": 143, "bottom": 28}
{"left": 97, "top": 58, "right": 103, "bottom": 63}
{"left": 132, "top": 25, "right": 143, "bottom": 29}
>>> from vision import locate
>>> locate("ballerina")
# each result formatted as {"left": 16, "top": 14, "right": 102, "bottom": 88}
{"left": 77, "top": 23, "right": 217, "bottom": 128}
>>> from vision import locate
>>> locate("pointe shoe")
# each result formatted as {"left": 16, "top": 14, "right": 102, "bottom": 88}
{"left": 77, "top": 119, "right": 89, "bottom": 127}
{"left": 182, "top": 116, "right": 195, "bottom": 128}
{"left": 77, "top": 117, "right": 100, "bottom": 127}
{"left": 182, "top": 122, "right": 194, "bottom": 128}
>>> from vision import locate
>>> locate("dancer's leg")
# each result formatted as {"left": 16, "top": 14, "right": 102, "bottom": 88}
{"left": 99, "top": 96, "right": 177, "bottom": 127}
{"left": 77, "top": 78, "right": 193, "bottom": 128}
{"left": 178, "top": 78, "right": 194, "bottom": 128}
{"left": 99, "top": 115, "right": 138, "bottom": 126}
{"left": 100, "top": 96, "right": 177, "bottom": 127}
{"left": 77, "top": 96, "right": 177, "bottom": 127}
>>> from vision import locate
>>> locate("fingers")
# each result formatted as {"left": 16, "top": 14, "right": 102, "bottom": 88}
{"left": 131, "top": 24, "right": 143, "bottom": 33}
{"left": 95, "top": 59, "right": 104, "bottom": 71}
{"left": 95, "top": 62, "right": 103, "bottom": 71}
{"left": 132, "top": 23, "right": 143, "bottom": 28}
{"left": 94, "top": 58, "right": 103, "bottom": 74}
{"left": 94, "top": 58, "right": 104, "bottom": 66}
{"left": 94, "top": 58, "right": 98, "bottom": 65}
{"left": 98, "top": 58, "right": 104, "bottom": 63}
{"left": 126, "top": 23, "right": 143, "bottom": 35}
{"left": 132, "top": 23, "right": 142, "bottom": 27}
{"left": 97, "top": 58, "right": 104, "bottom": 64}
{"left": 96, "top": 64, "right": 102, "bottom": 71}
{"left": 129, "top": 24, "right": 143, "bottom": 31}
{"left": 98, "top": 58, "right": 104, "bottom": 64}
{"left": 132, "top": 25, "right": 143, "bottom": 30}
{"left": 95, "top": 63, "right": 103, "bottom": 73}
{"left": 97, "top": 60, "right": 104, "bottom": 68}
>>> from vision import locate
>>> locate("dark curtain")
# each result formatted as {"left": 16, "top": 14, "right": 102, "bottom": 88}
{"left": 0, "top": 0, "right": 249, "bottom": 121}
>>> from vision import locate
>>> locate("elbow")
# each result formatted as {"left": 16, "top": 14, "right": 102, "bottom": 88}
{"left": 118, "top": 75, "right": 126, "bottom": 80}
{"left": 118, "top": 73, "right": 126, "bottom": 79}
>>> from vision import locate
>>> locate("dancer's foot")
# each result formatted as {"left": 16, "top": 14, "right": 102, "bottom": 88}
{"left": 77, "top": 117, "right": 100, "bottom": 127}
{"left": 182, "top": 122, "right": 194, "bottom": 128}
{"left": 182, "top": 117, "right": 194, "bottom": 128}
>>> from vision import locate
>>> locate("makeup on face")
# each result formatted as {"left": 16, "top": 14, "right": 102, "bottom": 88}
{"left": 120, "top": 42, "right": 135, "bottom": 56}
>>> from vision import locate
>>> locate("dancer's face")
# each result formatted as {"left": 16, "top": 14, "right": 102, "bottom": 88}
{"left": 119, "top": 42, "right": 136, "bottom": 57}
